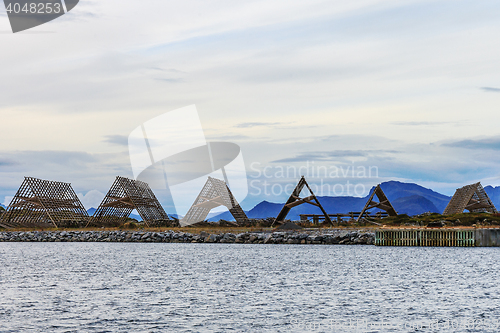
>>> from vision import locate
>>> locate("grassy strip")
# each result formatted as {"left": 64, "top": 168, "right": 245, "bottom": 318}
{"left": 2, "top": 212, "right": 500, "bottom": 232}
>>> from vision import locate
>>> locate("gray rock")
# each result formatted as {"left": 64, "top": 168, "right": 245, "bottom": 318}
{"left": 206, "top": 234, "right": 218, "bottom": 243}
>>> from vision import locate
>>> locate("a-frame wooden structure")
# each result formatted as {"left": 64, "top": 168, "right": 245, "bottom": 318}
{"left": 0, "top": 177, "right": 89, "bottom": 228}
{"left": 443, "top": 182, "right": 497, "bottom": 215}
{"left": 272, "top": 176, "right": 332, "bottom": 226}
{"left": 88, "top": 176, "right": 169, "bottom": 227}
{"left": 356, "top": 184, "right": 397, "bottom": 222}
{"left": 180, "top": 177, "right": 249, "bottom": 227}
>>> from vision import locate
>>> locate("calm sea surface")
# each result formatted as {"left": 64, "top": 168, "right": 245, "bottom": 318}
{"left": 0, "top": 243, "right": 499, "bottom": 332}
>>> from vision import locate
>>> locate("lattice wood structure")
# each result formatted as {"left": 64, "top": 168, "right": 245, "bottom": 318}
{"left": 272, "top": 176, "right": 332, "bottom": 226}
{"left": 356, "top": 184, "right": 398, "bottom": 222}
{"left": 180, "top": 177, "right": 249, "bottom": 227}
{"left": 443, "top": 182, "right": 497, "bottom": 215}
{"left": 0, "top": 177, "right": 89, "bottom": 228}
{"left": 88, "top": 176, "right": 169, "bottom": 227}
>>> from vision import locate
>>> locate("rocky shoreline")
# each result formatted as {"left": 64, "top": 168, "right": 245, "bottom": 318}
{"left": 0, "top": 230, "right": 375, "bottom": 245}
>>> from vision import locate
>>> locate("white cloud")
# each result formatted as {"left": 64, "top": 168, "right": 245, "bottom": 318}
{"left": 2, "top": 196, "right": 13, "bottom": 207}
{"left": 77, "top": 190, "right": 105, "bottom": 210}
{"left": 2, "top": 1, "right": 500, "bottom": 152}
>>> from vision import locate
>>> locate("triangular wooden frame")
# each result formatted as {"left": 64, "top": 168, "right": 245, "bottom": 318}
{"left": 88, "top": 176, "right": 169, "bottom": 227}
{"left": 356, "top": 184, "right": 397, "bottom": 222}
{"left": 443, "top": 182, "right": 497, "bottom": 215}
{"left": 180, "top": 176, "right": 249, "bottom": 226}
{"left": 272, "top": 176, "right": 332, "bottom": 226}
{"left": 0, "top": 177, "right": 89, "bottom": 228}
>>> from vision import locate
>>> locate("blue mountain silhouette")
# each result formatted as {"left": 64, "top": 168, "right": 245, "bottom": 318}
{"left": 86, "top": 208, "right": 143, "bottom": 221}
{"left": 210, "top": 181, "right": 452, "bottom": 221}
{"left": 484, "top": 185, "right": 500, "bottom": 207}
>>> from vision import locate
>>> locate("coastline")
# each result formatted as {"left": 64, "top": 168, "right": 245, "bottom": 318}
{"left": 0, "top": 229, "right": 375, "bottom": 245}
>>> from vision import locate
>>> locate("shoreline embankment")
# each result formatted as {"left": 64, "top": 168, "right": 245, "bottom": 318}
{"left": 0, "top": 229, "right": 374, "bottom": 245}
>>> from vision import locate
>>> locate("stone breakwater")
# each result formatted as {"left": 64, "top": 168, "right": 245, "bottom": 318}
{"left": 0, "top": 230, "right": 374, "bottom": 245}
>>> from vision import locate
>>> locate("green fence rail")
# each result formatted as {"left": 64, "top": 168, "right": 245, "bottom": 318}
{"left": 375, "top": 229, "right": 475, "bottom": 247}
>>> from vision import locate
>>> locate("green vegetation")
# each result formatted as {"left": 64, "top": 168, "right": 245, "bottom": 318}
{"left": 380, "top": 212, "right": 500, "bottom": 227}
{"left": 121, "top": 221, "right": 138, "bottom": 229}
{"left": 3, "top": 212, "right": 500, "bottom": 232}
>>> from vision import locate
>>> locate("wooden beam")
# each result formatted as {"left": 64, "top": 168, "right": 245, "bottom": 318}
{"left": 285, "top": 195, "right": 319, "bottom": 208}
{"left": 273, "top": 176, "right": 332, "bottom": 226}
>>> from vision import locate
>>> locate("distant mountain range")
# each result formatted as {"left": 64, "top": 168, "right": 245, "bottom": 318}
{"left": 484, "top": 185, "right": 500, "bottom": 207}
{"left": 86, "top": 208, "right": 143, "bottom": 221}
{"left": 209, "top": 181, "right": 500, "bottom": 221}
{"left": 76, "top": 182, "right": 500, "bottom": 222}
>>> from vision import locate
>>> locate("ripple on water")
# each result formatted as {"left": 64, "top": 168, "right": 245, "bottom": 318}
{"left": 0, "top": 243, "right": 500, "bottom": 332}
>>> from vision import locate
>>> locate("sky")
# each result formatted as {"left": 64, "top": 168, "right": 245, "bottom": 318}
{"left": 1, "top": 0, "right": 500, "bottom": 213}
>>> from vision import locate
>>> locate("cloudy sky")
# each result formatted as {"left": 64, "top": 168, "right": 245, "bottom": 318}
{"left": 1, "top": 0, "right": 500, "bottom": 213}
